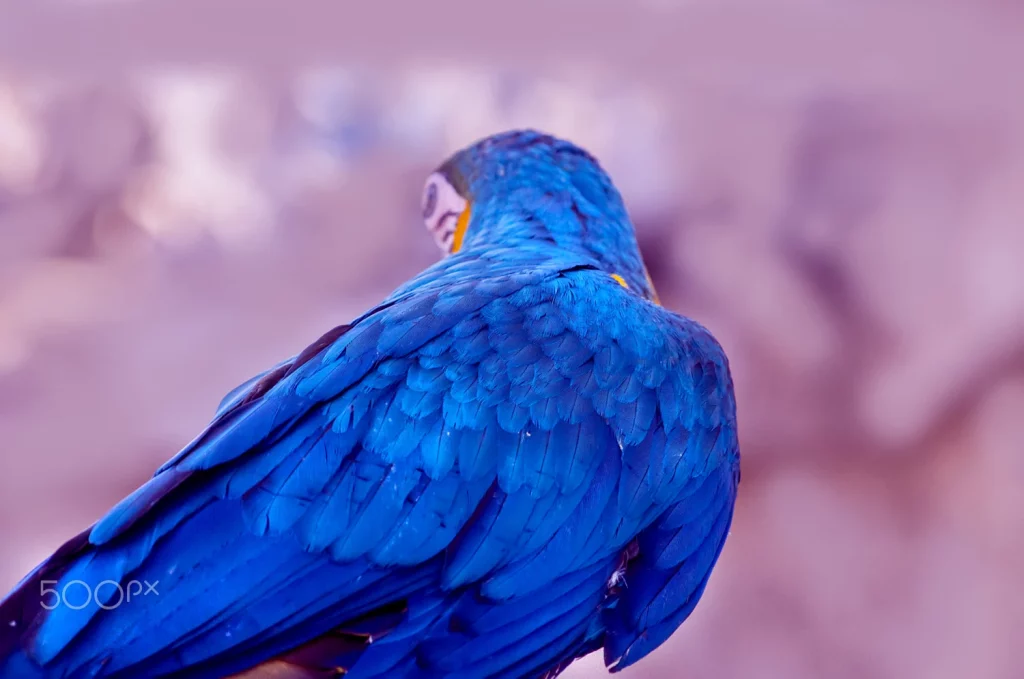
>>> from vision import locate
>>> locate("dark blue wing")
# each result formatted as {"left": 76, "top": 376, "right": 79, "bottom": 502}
{"left": 0, "top": 258, "right": 738, "bottom": 678}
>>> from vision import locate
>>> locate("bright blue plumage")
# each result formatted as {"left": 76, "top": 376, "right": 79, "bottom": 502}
{"left": 1, "top": 130, "right": 740, "bottom": 678}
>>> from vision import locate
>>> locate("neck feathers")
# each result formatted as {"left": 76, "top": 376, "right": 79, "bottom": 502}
{"left": 464, "top": 186, "right": 654, "bottom": 299}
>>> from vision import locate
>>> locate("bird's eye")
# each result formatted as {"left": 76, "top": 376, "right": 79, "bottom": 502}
{"left": 421, "top": 172, "right": 469, "bottom": 256}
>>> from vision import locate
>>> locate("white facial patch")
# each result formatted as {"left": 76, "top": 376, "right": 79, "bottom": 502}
{"left": 421, "top": 172, "right": 467, "bottom": 255}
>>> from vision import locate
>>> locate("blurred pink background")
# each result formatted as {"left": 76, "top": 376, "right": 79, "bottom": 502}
{"left": 1, "top": 2, "right": 1022, "bottom": 678}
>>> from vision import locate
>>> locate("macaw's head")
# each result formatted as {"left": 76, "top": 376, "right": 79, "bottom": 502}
{"left": 421, "top": 129, "right": 659, "bottom": 303}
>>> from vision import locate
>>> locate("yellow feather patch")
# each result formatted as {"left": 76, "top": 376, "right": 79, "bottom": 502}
{"left": 611, "top": 274, "right": 629, "bottom": 289}
{"left": 451, "top": 206, "right": 471, "bottom": 253}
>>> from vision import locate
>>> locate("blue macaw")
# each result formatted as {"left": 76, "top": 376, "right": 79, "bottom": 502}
{"left": 0, "top": 130, "right": 740, "bottom": 678}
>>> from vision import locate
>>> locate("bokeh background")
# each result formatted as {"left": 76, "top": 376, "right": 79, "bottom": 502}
{"left": 2, "top": 2, "right": 1023, "bottom": 678}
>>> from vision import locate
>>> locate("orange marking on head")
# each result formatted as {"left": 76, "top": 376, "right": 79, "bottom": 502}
{"left": 451, "top": 205, "right": 471, "bottom": 253}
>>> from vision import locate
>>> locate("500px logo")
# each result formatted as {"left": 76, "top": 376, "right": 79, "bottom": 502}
{"left": 40, "top": 579, "right": 159, "bottom": 611}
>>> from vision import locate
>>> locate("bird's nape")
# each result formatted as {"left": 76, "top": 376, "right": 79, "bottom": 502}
{"left": 420, "top": 130, "right": 660, "bottom": 303}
